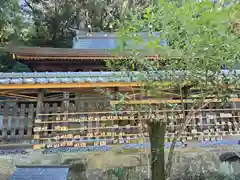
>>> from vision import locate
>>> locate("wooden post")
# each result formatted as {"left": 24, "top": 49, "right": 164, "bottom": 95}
{"left": 75, "top": 92, "right": 81, "bottom": 112}
{"left": 63, "top": 92, "right": 69, "bottom": 127}
{"left": 87, "top": 100, "right": 92, "bottom": 135}
{"left": 51, "top": 103, "right": 58, "bottom": 136}
{"left": 34, "top": 89, "right": 44, "bottom": 144}
{"left": 2, "top": 104, "right": 9, "bottom": 142}
{"left": 27, "top": 104, "right": 34, "bottom": 140}
{"left": 114, "top": 87, "right": 119, "bottom": 139}
{"left": 19, "top": 104, "right": 26, "bottom": 140}
{"left": 43, "top": 103, "right": 49, "bottom": 136}
{"left": 11, "top": 104, "right": 18, "bottom": 141}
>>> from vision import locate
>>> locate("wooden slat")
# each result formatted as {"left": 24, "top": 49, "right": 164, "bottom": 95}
{"left": 59, "top": 102, "right": 65, "bottom": 132}
{"left": 87, "top": 102, "right": 92, "bottom": 134}
{"left": 51, "top": 103, "right": 58, "bottom": 136}
{"left": 34, "top": 90, "right": 44, "bottom": 143}
{"left": 7, "top": 107, "right": 12, "bottom": 140}
{"left": 110, "top": 98, "right": 240, "bottom": 105}
{"left": 79, "top": 101, "right": 85, "bottom": 134}
{"left": 2, "top": 104, "right": 9, "bottom": 141}
{"left": 43, "top": 103, "right": 50, "bottom": 136}
{"left": 63, "top": 92, "right": 69, "bottom": 128}
{"left": 11, "top": 104, "right": 18, "bottom": 140}
{"left": 27, "top": 104, "right": 34, "bottom": 137}
{"left": 19, "top": 104, "right": 26, "bottom": 139}
{"left": 68, "top": 103, "right": 76, "bottom": 129}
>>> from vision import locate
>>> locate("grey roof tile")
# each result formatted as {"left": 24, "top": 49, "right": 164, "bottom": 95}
{"left": 0, "top": 71, "right": 239, "bottom": 85}
{"left": 0, "top": 72, "right": 138, "bottom": 85}
{"left": 23, "top": 78, "right": 35, "bottom": 84}
{"left": 10, "top": 167, "right": 69, "bottom": 180}
{"left": 11, "top": 78, "right": 23, "bottom": 84}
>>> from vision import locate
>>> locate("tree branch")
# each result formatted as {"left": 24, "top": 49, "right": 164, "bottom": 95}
{"left": 24, "top": 0, "right": 35, "bottom": 12}
{"left": 165, "top": 97, "right": 216, "bottom": 177}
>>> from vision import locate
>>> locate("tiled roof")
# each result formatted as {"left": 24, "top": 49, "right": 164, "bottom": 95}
{"left": 5, "top": 32, "right": 167, "bottom": 60}
{"left": 5, "top": 46, "right": 113, "bottom": 57}
{"left": 5, "top": 46, "right": 161, "bottom": 60}
{"left": 10, "top": 166, "right": 69, "bottom": 180}
{"left": 0, "top": 72, "right": 142, "bottom": 84}
{"left": 0, "top": 70, "right": 238, "bottom": 85}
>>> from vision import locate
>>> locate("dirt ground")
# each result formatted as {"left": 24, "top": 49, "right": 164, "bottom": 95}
{"left": 1, "top": 136, "right": 240, "bottom": 180}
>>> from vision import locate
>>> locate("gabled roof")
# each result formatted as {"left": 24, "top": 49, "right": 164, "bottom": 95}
{"left": 10, "top": 165, "right": 69, "bottom": 180}
{"left": 5, "top": 32, "right": 166, "bottom": 60}
{"left": 6, "top": 46, "right": 114, "bottom": 60}
{"left": 5, "top": 46, "right": 159, "bottom": 60}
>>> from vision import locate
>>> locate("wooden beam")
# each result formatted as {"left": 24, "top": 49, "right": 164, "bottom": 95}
{"left": 0, "top": 82, "right": 141, "bottom": 90}
{"left": 0, "top": 92, "right": 36, "bottom": 99}
{"left": 110, "top": 98, "right": 240, "bottom": 105}
{"left": 37, "top": 107, "right": 240, "bottom": 116}
{"left": 36, "top": 90, "right": 44, "bottom": 116}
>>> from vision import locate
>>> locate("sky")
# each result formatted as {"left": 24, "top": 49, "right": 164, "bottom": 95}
{"left": 20, "top": 0, "right": 25, "bottom": 5}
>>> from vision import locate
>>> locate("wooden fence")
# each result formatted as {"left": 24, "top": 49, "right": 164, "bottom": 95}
{"left": 0, "top": 103, "right": 35, "bottom": 142}
{"left": 0, "top": 99, "right": 239, "bottom": 147}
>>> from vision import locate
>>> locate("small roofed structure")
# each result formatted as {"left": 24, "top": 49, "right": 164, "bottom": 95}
{"left": 219, "top": 152, "right": 240, "bottom": 162}
{"left": 9, "top": 165, "right": 70, "bottom": 180}
{"left": 4, "top": 32, "right": 166, "bottom": 72}
{"left": 219, "top": 152, "right": 240, "bottom": 175}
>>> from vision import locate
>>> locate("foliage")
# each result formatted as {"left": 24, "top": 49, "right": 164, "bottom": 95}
{"left": 21, "top": 0, "right": 77, "bottom": 47}
{"left": 22, "top": 0, "right": 150, "bottom": 48}
{"left": 171, "top": 171, "right": 240, "bottom": 180}
{"left": 0, "top": 0, "right": 31, "bottom": 72}
{"left": 0, "top": 0, "right": 151, "bottom": 71}
{"left": 111, "top": 0, "right": 240, "bottom": 114}
{"left": 0, "top": 0, "right": 21, "bottom": 43}
{"left": 0, "top": 50, "right": 30, "bottom": 72}
{"left": 106, "top": 0, "right": 240, "bottom": 180}
{"left": 102, "top": 163, "right": 240, "bottom": 180}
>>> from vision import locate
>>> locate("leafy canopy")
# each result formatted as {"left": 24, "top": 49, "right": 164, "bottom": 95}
{"left": 22, "top": 0, "right": 150, "bottom": 47}
{"left": 110, "top": 0, "right": 240, "bottom": 100}
{"left": 0, "top": 0, "right": 30, "bottom": 72}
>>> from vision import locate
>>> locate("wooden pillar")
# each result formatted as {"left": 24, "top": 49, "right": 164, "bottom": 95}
{"left": 27, "top": 104, "right": 34, "bottom": 140}
{"left": 75, "top": 93, "right": 85, "bottom": 134}
{"left": 34, "top": 89, "right": 44, "bottom": 144}
{"left": 11, "top": 104, "right": 18, "bottom": 141}
{"left": 63, "top": 92, "right": 69, "bottom": 127}
{"left": 2, "top": 104, "right": 9, "bottom": 142}
{"left": 75, "top": 92, "right": 81, "bottom": 111}
{"left": 19, "top": 104, "right": 26, "bottom": 140}
{"left": 114, "top": 87, "right": 119, "bottom": 140}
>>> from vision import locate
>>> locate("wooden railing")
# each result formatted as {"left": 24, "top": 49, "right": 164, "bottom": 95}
{"left": 0, "top": 98, "right": 239, "bottom": 149}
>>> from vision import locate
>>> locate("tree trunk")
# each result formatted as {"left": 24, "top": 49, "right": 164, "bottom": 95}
{"left": 165, "top": 132, "right": 178, "bottom": 178}
{"left": 149, "top": 122, "right": 166, "bottom": 180}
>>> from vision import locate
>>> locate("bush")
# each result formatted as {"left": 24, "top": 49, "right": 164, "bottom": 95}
{"left": 171, "top": 170, "right": 240, "bottom": 180}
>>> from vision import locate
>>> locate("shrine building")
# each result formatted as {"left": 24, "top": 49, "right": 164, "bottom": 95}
{"left": 0, "top": 32, "right": 239, "bottom": 151}
{"left": 5, "top": 32, "right": 163, "bottom": 72}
